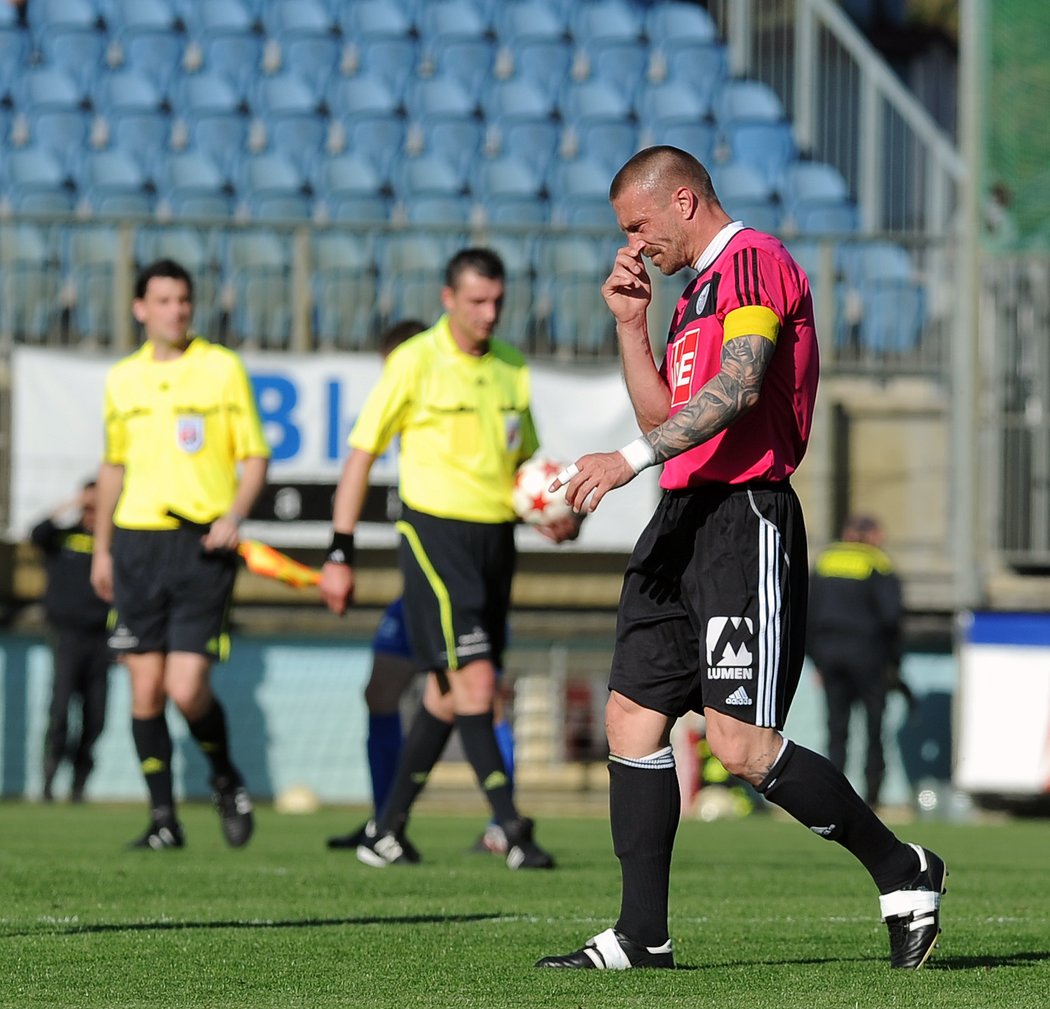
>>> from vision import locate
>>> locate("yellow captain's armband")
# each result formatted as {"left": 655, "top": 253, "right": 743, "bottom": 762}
{"left": 723, "top": 305, "right": 780, "bottom": 344}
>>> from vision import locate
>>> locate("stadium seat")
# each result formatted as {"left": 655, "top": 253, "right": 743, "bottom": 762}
{"left": 136, "top": 225, "right": 212, "bottom": 273}
{"left": 491, "top": 118, "right": 561, "bottom": 183}
{"left": 65, "top": 225, "right": 121, "bottom": 341}
{"left": 262, "top": 0, "right": 336, "bottom": 39}
{"left": 482, "top": 78, "right": 555, "bottom": 124}
{"left": 536, "top": 234, "right": 616, "bottom": 352}
{"left": 187, "top": 113, "right": 249, "bottom": 183}
{"left": 160, "top": 150, "right": 233, "bottom": 216}
{"left": 110, "top": 0, "right": 180, "bottom": 31}
{"left": 509, "top": 38, "right": 572, "bottom": 106}
{"left": 5, "top": 146, "right": 75, "bottom": 209}
{"left": 715, "top": 79, "right": 786, "bottom": 124}
{"left": 661, "top": 43, "right": 728, "bottom": 111}
{"left": 237, "top": 151, "right": 309, "bottom": 214}
{"left": 194, "top": 0, "right": 257, "bottom": 36}
{"left": 403, "top": 194, "right": 474, "bottom": 226}
{"left": 547, "top": 157, "right": 612, "bottom": 201}
{"left": 418, "top": 0, "right": 490, "bottom": 44}
{"left": 477, "top": 194, "right": 550, "bottom": 227}
{"left": 116, "top": 28, "right": 185, "bottom": 98}
{"left": 420, "top": 118, "right": 486, "bottom": 182}
{"left": 559, "top": 79, "right": 633, "bottom": 133}
{"left": 643, "top": 120, "right": 718, "bottom": 163}
{"left": 636, "top": 80, "right": 712, "bottom": 130}
{"left": 778, "top": 160, "right": 856, "bottom": 234}
{"left": 339, "top": 0, "right": 414, "bottom": 40}
{"left": 93, "top": 68, "right": 166, "bottom": 118}
{"left": 0, "top": 222, "right": 61, "bottom": 342}
{"left": 495, "top": 1, "right": 567, "bottom": 43}
{"left": 582, "top": 38, "right": 651, "bottom": 103}
{"left": 224, "top": 229, "right": 293, "bottom": 347}
{"left": 265, "top": 115, "right": 328, "bottom": 180}
{"left": 570, "top": 0, "right": 643, "bottom": 44}
{"left": 405, "top": 74, "right": 479, "bottom": 123}
{"left": 0, "top": 25, "right": 28, "bottom": 99}
{"left": 105, "top": 109, "right": 173, "bottom": 181}
{"left": 30, "top": 108, "right": 93, "bottom": 176}
{"left": 279, "top": 35, "right": 342, "bottom": 94}
{"left": 78, "top": 148, "right": 151, "bottom": 212}
{"left": 378, "top": 231, "right": 462, "bottom": 325}
{"left": 312, "top": 151, "right": 391, "bottom": 224}
{"left": 311, "top": 230, "right": 379, "bottom": 348}
{"left": 721, "top": 120, "right": 798, "bottom": 189}
{"left": 710, "top": 162, "right": 781, "bottom": 233}
{"left": 38, "top": 26, "right": 107, "bottom": 92}
{"left": 171, "top": 71, "right": 245, "bottom": 118}
{"left": 199, "top": 34, "right": 265, "bottom": 98}
{"left": 252, "top": 71, "right": 324, "bottom": 119}
{"left": 645, "top": 2, "right": 718, "bottom": 49}
{"left": 33, "top": 0, "right": 100, "bottom": 40}
{"left": 858, "top": 277, "right": 926, "bottom": 354}
{"left": 572, "top": 120, "right": 639, "bottom": 175}
{"left": 392, "top": 153, "right": 467, "bottom": 199}
{"left": 17, "top": 66, "right": 86, "bottom": 113}
{"left": 348, "top": 36, "right": 420, "bottom": 103}
{"left": 427, "top": 37, "right": 495, "bottom": 96}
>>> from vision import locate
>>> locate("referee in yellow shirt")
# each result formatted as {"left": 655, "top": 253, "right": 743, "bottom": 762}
{"left": 320, "top": 247, "right": 578, "bottom": 870}
{"left": 91, "top": 259, "right": 270, "bottom": 850}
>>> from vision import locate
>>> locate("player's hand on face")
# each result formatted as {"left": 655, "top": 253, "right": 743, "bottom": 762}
{"left": 601, "top": 243, "right": 652, "bottom": 326}
{"left": 549, "top": 451, "right": 636, "bottom": 514}
{"left": 535, "top": 513, "right": 584, "bottom": 544}
{"left": 90, "top": 551, "right": 114, "bottom": 603}
{"left": 319, "top": 562, "right": 354, "bottom": 615}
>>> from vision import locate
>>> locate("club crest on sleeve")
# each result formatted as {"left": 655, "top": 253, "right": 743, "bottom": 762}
{"left": 176, "top": 414, "right": 205, "bottom": 453}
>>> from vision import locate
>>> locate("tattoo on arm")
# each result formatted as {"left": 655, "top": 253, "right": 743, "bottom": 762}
{"left": 645, "top": 334, "right": 776, "bottom": 464}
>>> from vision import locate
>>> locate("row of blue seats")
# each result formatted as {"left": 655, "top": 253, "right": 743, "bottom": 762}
{"left": 2, "top": 222, "right": 927, "bottom": 356}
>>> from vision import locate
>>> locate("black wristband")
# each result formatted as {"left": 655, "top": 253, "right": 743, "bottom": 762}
{"left": 325, "top": 531, "right": 355, "bottom": 566}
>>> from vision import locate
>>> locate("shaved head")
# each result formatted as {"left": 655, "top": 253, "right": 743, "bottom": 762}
{"left": 610, "top": 146, "right": 718, "bottom": 205}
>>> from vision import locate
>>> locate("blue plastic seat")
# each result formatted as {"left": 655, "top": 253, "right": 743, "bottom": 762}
{"left": 171, "top": 71, "right": 244, "bottom": 117}
{"left": 340, "top": 0, "right": 413, "bottom": 40}
{"left": 547, "top": 157, "right": 612, "bottom": 200}
{"left": 710, "top": 162, "right": 781, "bottom": 232}
{"left": 551, "top": 195, "right": 618, "bottom": 230}
{"left": 419, "top": 0, "right": 489, "bottom": 44}
{"left": 582, "top": 39, "right": 651, "bottom": 103}
{"left": 644, "top": 120, "right": 718, "bottom": 163}
{"left": 636, "top": 80, "right": 712, "bottom": 129}
{"left": 188, "top": 112, "right": 249, "bottom": 181}
{"left": 404, "top": 194, "right": 474, "bottom": 226}
{"left": 253, "top": 71, "right": 323, "bottom": 118}
{"left": 791, "top": 202, "right": 859, "bottom": 235}
{"left": 429, "top": 37, "right": 495, "bottom": 96}
{"left": 5, "top": 147, "right": 75, "bottom": 213}
{"left": 117, "top": 29, "right": 185, "bottom": 97}
{"left": 110, "top": 0, "right": 179, "bottom": 30}
{"left": 38, "top": 26, "right": 106, "bottom": 92}
{"left": 509, "top": 38, "right": 572, "bottom": 106}
{"left": 350, "top": 37, "right": 420, "bottom": 102}
{"left": 839, "top": 241, "right": 914, "bottom": 283}
{"left": 65, "top": 225, "right": 121, "bottom": 340}
{"left": 478, "top": 194, "right": 549, "bottom": 227}
{"left": 472, "top": 155, "right": 543, "bottom": 201}
{"left": 238, "top": 151, "right": 306, "bottom": 201}
{"left": 0, "top": 25, "right": 29, "bottom": 97}
{"left": 419, "top": 118, "right": 486, "bottom": 182}
{"left": 778, "top": 161, "right": 851, "bottom": 205}
{"left": 197, "top": 38, "right": 263, "bottom": 101}
{"left": 559, "top": 78, "right": 633, "bottom": 126}
{"left": 722, "top": 120, "right": 797, "bottom": 189}
{"left": 312, "top": 151, "right": 389, "bottom": 223}
{"left": 715, "top": 79, "right": 786, "bottom": 124}
{"left": 79, "top": 148, "right": 153, "bottom": 215}
{"left": 224, "top": 229, "right": 293, "bottom": 347}
{"left": 481, "top": 78, "right": 554, "bottom": 123}
{"left": 33, "top": 0, "right": 99, "bottom": 37}
{"left": 392, "top": 154, "right": 466, "bottom": 199}
{"left": 405, "top": 74, "right": 478, "bottom": 123}
{"left": 646, "top": 2, "right": 718, "bottom": 48}
{"left": 573, "top": 120, "right": 639, "bottom": 175}
{"left": 662, "top": 44, "right": 728, "bottom": 111}
{"left": 266, "top": 115, "right": 328, "bottom": 178}
{"left": 194, "top": 0, "right": 256, "bottom": 36}
{"left": 93, "top": 68, "right": 166, "bottom": 117}
{"left": 18, "top": 65, "right": 85, "bottom": 112}
{"left": 0, "top": 222, "right": 61, "bottom": 341}
{"left": 263, "top": 0, "right": 335, "bottom": 39}
{"left": 30, "top": 108, "right": 92, "bottom": 175}
{"left": 379, "top": 232, "right": 458, "bottom": 326}
{"left": 537, "top": 234, "right": 616, "bottom": 351}
{"left": 571, "top": 0, "right": 642, "bottom": 44}
{"left": 160, "top": 150, "right": 232, "bottom": 216}
{"left": 495, "top": 1, "right": 567, "bottom": 43}
{"left": 492, "top": 118, "right": 561, "bottom": 182}
{"left": 311, "top": 231, "right": 379, "bottom": 348}
{"left": 858, "top": 278, "right": 925, "bottom": 354}
{"left": 280, "top": 35, "right": 341, "bottom": 94}
{"left": 136, "top": 226, "right": 212, "bottom": 273}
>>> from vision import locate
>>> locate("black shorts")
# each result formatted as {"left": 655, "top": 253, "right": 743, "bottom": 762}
{"left": 609, "top": 482, "right": 808, "bottom": 728}
{"left": 396, "top": 505, "right": 515, "bottom": 673}
{"left": 110, "top": 527, "right": 236, "bottom": 659}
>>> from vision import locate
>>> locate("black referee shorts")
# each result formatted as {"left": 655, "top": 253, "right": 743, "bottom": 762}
{"left": 609, "top": 482, "right": 808, "bottom": 728}
{"left": 396, "top": 505, "right": 515, "bottom": 673}
{"left": 110, "top": 526, "right": 236, "bottom": 659}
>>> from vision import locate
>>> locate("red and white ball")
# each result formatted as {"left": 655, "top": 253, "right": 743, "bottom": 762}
{"left": 512, "top": 455, "right": 574, "bottom": 526}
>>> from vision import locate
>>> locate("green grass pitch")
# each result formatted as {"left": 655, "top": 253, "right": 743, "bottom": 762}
{"left": 1, "top": 801, "right": 1046, "bottom": 1008}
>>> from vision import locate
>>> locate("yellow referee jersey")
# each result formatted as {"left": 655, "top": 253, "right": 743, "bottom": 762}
{"left": 103, "top": 337, "right": 270, "bottom": 530}
{"left": 350, "top": 315, "right": 539, "bottom": 523}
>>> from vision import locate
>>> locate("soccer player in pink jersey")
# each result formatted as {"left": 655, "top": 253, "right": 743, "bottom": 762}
{"left": 537, "top": 147, "right": 945, "bottom": 972}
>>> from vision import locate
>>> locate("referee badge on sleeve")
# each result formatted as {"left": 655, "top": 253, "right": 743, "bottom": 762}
{"left": 177, "top": 414, "right": 205, "bottom": 453}
{"left": 505, "top": 413, "right": 522, "bottom": 452}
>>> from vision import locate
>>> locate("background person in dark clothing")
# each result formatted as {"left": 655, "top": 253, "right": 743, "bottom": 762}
{"left": 30, "top": 481, "right": 112, "bottom": 802}
{"left": 807, "top": 515, "right": 903, "bottom": 807}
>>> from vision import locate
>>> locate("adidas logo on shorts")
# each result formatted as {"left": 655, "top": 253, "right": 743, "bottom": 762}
{"left": 725, "top": 686, "right": 752, "bottom": 705}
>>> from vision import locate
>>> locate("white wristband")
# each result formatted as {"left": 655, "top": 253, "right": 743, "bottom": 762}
{"left": 618, "top": 437, "right": 657, "bottom": 474}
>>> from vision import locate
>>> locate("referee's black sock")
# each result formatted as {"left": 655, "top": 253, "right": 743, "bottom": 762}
{"left": 757, "top": 739, "right": 919, "bottom": 893}
{"left": 376, "top": 705, "right": 453, "bottom": 835}
{"left": 609, "top": 749, "right": 679, "bottom": 948}
{"left": 131, "top": 714, "right": 175, "bottom": 817}
{"left": 186, "top": 699, "right": 237, "bottom": 781}
{"left": 456, "top": 711, "right": 518, "bottom": 826}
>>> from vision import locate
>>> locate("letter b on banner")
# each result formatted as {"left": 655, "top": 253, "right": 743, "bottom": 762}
{"left": 252, "top": 374, "right": 300, "bottom": 461}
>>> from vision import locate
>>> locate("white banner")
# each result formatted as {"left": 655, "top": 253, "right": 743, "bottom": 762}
{"left": 10, "top": 347, "right": 659, "bottom": 552}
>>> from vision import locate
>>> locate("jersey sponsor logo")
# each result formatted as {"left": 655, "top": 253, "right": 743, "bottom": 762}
{"left": 706, "top": 616, "right": 755, "bottom": 671}
{"left": 667, "top": 322, "right": 702, "bottom": 409}
{"left": 456, "top": 625, "right": 491, "bottom": 658}
{"left": 693, "top": 275, "right": 720, "bottom": 318}
{"left": 176, "top": 414, "right": 205, "bottom": 453}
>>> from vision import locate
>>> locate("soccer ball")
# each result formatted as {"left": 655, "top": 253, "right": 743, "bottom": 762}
{"left": 512, "top": 455, "right": 574, "bottom": 526}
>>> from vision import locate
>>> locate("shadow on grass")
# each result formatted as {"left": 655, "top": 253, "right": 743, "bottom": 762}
{"left": 2, "top": 912, "right": 514, "bottom": 938}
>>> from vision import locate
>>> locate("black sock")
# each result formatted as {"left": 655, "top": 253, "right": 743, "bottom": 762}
{"left": 376, "top": 705, "right": 452, "bottom": 834}
{"left": 609, "top": 750, "right": 679, "bottom": 948}
{"left": 186, "top": 699, "right": 237, "bottom": 781}
{"left": 757, "top": 740, "right": 918, "bottom": 893}
{"left": 131, "top": 714, "right": 174, "bottom": 817}
{"left": 456, "top": 711, "right": 518, "bottom": 826}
